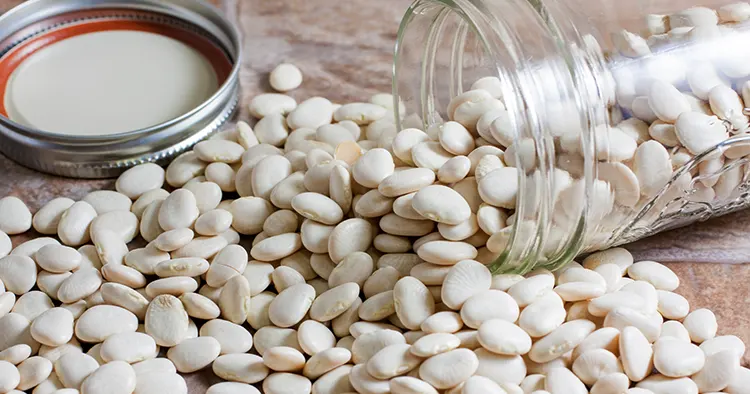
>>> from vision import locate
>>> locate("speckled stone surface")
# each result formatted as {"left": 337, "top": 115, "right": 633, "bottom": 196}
{"left": 0, "top": 0, "right": 749, "bottom": 390}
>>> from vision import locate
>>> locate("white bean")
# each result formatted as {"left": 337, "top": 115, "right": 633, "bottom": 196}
{"left": 270, "top": 63, "right": 303, "bottom": 92}
{"left": 683, "top": 308, "right": 717, "bottom": 344}
{"left": 529, "top": 320, "right": 596, "bottom": 363}
{"left": 100, "top": 331, "right": 157, "bottom": 364}
{"left": 145, "top": 295, "right": 189, "bottom": 347}
{"left": 419, "top": 348, "right": 478, "bottom": 389}
{"left": 0, "top": 256, "right": 37, "bottom": 295}
{"left": 478, "top": 319, "right": 531, "bottom": 356}
{"left": 30, "top": 308, "right": 74, "bottom": 347}
{"left": 80, "top": 361, "right": 136, "bottom": 394}
{"left": 412, "top": 141, "right": 453, "bottom": 171}
{"left": 0, "top": 360, "right": 20, "bottom": 392}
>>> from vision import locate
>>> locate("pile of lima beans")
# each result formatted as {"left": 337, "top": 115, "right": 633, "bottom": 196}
{"left": 0, "top": 61, "right": 746, "bottom": 394}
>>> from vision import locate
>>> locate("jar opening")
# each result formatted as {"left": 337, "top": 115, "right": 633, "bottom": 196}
{"left": 394, "top": 0, "right": 612, "bottom": 273}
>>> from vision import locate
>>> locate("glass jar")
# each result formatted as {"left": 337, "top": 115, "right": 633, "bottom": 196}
{"left": 393, "top": 0, "right": 750, "bottom": 274}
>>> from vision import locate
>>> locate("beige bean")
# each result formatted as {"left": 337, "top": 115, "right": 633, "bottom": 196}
{"left": 570, "top": 329, "right": 620, "bottom": 366}
{"left": 200, "top": 319, "right": 254, "bottom": 355}
{"left": 461, "top": 289, "right": 520, "bottom": 330}
{"left": 682, "top": 308, "right": 718, "bottom": 344}
{"left": 437, "top": 214, "right": 479, "bottom": 241}
{"left": 242, "top": 291, "right": 273, "bottom": 330}
{"left": 419, "top": 348, "right": 478, "bottom": 389}
{"left": 692, "top": 349, "right": 737, "bottom": 392}
{"left": 205, "top": 162, "right": 237, "bottom": 193}
{"left": 123, "top": 245, "right": 168, "bottom": 276}
{"left": 392, "top": 276, "right": 434, "bottom": 330}
{"left": 269, "top": 63, "right": 302, "bottom": 92}
{"left": 286, "top": 97, "right": 333, "bottom": 129}
{"left": 604, "top": 307, "right": 661, "bottom": 343}
{"left": 157, "top": 189, "right": 199, "bottom": 232}
{"left": 659, "top": 321, "right": 691, "bottom": 343}
{"left": 0, "top": 344, "right": 31, "bottom": 365}
{"left": 32, "top": 198, "right": 75, "bottom": 235}
{"left": 100, "top": 283, "right": 149, "bottom": 320}
{"left": 263, "top": 210, "right": 300, "bottom": 237}
{"left": 437, "top": 155, "right": 471, "bottom": 184}
{"left": 307, "top": 282, "right": 359, "bottom": 322}
{"left": 268, "top": 283, "right": 315, "bottom": 328}
{"left": 217, "top": 275, "right": 251, "bottom": 325}
{"left": 378, "top": 169, "right": 435, "bottom": 198}
{"left": 230, "top": 197, "right": 275, "bottom": 235}
{"left": 412, "top": 185, "right": 471, "bottom": 225}
{"left": 100, "top": 331, "right": 157, "bottom": 364}
{"left": 529, "top": 320, "right": 596, "bottom": 363}
{"left": 131, "top": 189, "right": 170, "bottom": 220}
{"left": 53, "top": 352, "right": 98, "bottom": 389}
{"left": 297, "top": 320, "right": 336, "bottom": 356}
{"left": 329, "top": 297, "right": 362, "bottom": 338}
{"left": 438, "top": 122, "right": 475, "bottom": 156}
{"left": 145, "top": 277, "right": 198, "bottom": 298}
{"left": 80, "top": 360, "right": 136, "bottom": 394}
{"left": 152, "top": 228, "right": 194, "bottom": 253}
{"left": 139, "top": 200, "right": 164, "bottom": 243}
{"left": 544, "top": 367, "right": 587, "bottom": 394}
{"left": 165, "top": 151, "right": 207, "bottom": 188}
{"left": 11, "top": 291, "right": 52, "bottom": 322}
{"left": 30, "top": 308, "right": 73, "bottom": 347}
{"left": 57, "top": 268, "right": 101, "bottom": 304}
{"left": 34, "top": 245, "right": 81, "bottom": 274}
{"left": 635, "top": 374, "right": 699, "bottom": 393}
{"left": 417, "top": 241, "right": 477, "bottom": 266}
{"left": 675, "top": 111, "right": 728, "bottom": 155}
{"left": 327, "top": 218, "right": 374, "bottom": 263}
{"left": 204, "top": 244, "right": 247, "bottom": 288}
{"left": 263, "top": 372, "right": 312, "bottom": 394}
{"left": 371, "top": 234, "right": 410, "bottom": 254}
{"left": 421, "top": 311, "right": 464, "bottom": 334}
{"left": 490, "top": 274, "right": 525, "bottom": 292}
{"left": 379, "top": 213, "right": 435, "bottom": 237}
{"left": 83, "top": 190, "right": 132, "bottom": 215}
{"left": 358, "top": 290, "right": 396, "bottom": 321}
{"left": 165, "top": 336, "right": 221, "bottom": 373}
{"left": 366, "top": 343, "right": 422, "bottom": 380}
{"left": 334, "top": 103, "right": 387, "bottom": 125}
{"left": 619, "top": 326, "right": 654, "bottom": 383}
{"left": 392, "top": 128, "right": 430, "bottom": 165}
{"left": 251, "top": 233, "right": 303, "bottom": 262}
{"left": 58, "top": 201, "right": 98, "bottom": 247}
{"left": 440, "top": 260, "right": 492, "bottom": 310}
{"left": 100, "top": 265, "right": 146, "bottom": 290}
{"left": 651, "top": 337, "right": 705, "bottom": 379}
{"left": 153, "top": 258, "right": 208, "bottom": 279}
{"left": 15, "top": 356, "right": 51, "bottom": 390}
{"left": 145, "top": 295, "right": 189, "bottom": 347}
{"left": 478, "top": 319, "right": 531, "bottom": 356}
{"left": 186, "top": 181, "right": 223, "bottom": 214}
{"left": 412, "top": 141, "right": 453, "bottom": 171}
{"left": 254, "top": 113, "right": 289, "bottom": 147}
{"left": 115, "top": 163, "right": 165, "bottom": 200}
{"left": 290, "top": 193, "right": 343, "bottom": 226}
{"left": 249, "top": 93, "right": 297, "bottom": 118}
{"left": 212, "top": 353, "right": 268, "bottom": 384}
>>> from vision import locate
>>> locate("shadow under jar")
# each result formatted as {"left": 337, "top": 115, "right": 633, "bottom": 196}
{"left": 394, "top": 0, "right": 750, "bottom": 274}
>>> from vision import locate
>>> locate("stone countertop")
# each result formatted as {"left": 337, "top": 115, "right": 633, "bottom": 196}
{"left": 0, "top": 0, "right": 749, "bottom": 391}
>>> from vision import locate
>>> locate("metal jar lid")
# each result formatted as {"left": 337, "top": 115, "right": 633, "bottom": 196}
{"left": 0, "top": 0, "right": 242, "bottom": 178}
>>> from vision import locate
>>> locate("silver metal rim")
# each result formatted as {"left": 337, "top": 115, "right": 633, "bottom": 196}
{"left": 0, "top": 0, "right": 242, "bottom": 178}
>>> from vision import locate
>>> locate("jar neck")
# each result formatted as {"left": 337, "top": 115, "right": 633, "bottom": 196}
{"left": 394, "top": 0, "right": 610, "bottom": 273}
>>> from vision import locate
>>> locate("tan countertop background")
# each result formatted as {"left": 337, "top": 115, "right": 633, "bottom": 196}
{"left": 0, "top": 0, "right": 749, "bottom": 391}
